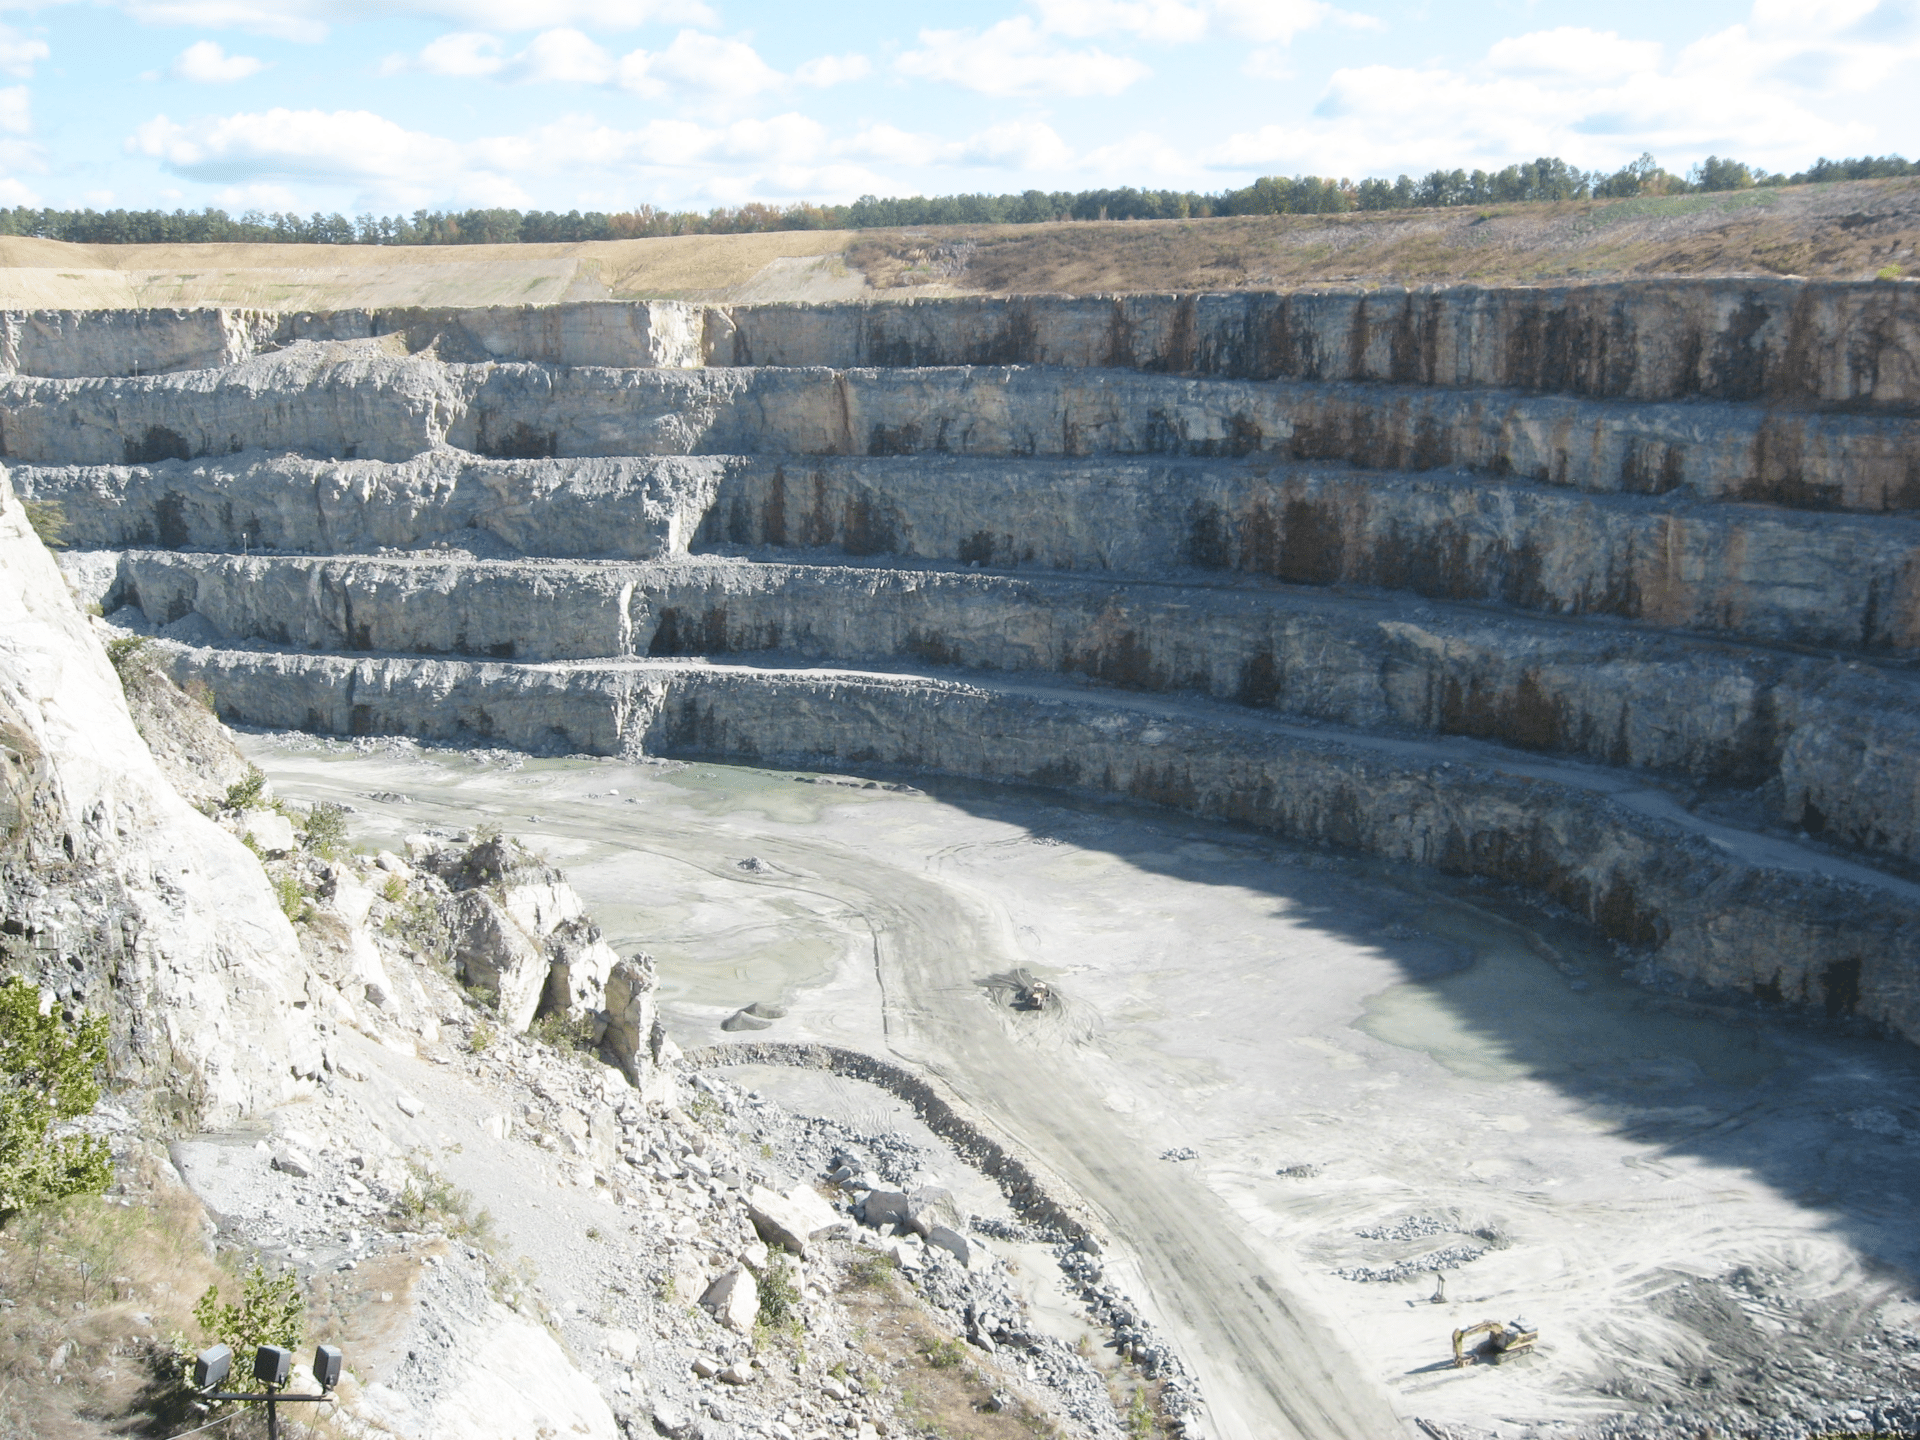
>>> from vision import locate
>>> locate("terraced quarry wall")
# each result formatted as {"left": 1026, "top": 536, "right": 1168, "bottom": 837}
{"left": 13, "top": 281, "right": 1920, "bottom": 1045}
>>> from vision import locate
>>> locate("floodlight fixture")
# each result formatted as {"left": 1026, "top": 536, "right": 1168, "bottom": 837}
{"left": 192, "top": 1344, "right": 232, "bottom": 1391}
{"left": 253, "top": 1344, "right": 293, "bottom": 1388}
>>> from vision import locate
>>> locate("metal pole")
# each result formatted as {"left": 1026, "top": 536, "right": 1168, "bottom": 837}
{"left": 267, "top": 1393, "right": 278, "bottom": 1440}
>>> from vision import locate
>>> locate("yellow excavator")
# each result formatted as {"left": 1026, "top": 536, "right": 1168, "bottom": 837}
{"left": 1451, "top": 1318, "right": 1539, "bottom": 1368}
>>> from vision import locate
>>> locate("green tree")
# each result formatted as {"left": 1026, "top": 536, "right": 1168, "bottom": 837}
{"left": 193, "top": 1261, "right": 305, "bottom": 1361}
{"left": 0, "top": 975, "right": 111, "bottom": 1220}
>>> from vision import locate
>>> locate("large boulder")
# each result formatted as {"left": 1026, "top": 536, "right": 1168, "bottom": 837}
{"left": 600, "top": 953, "right": 659, "bottom": 1083}
{"left": 748, "top": 1184, "right": 846, "bottom": 1258}
{"left": 448, "top": 889, "right": 547, "bottom": 1032}
{"left": 699, "top": 1265, "right": 759, "bottom": 1333}
{"left": 858, "top": 1189, "right": 912, "bottom": 1229}
{"left": 544, "top": 917, "right": 616, "bottom": 1021}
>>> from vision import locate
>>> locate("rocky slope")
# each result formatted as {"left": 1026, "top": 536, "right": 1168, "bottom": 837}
{"left": 0, "top": 471, "right": 1162, "bottom": 1440}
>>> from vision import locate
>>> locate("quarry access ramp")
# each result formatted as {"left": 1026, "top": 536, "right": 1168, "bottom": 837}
{"left": 15, "top": 282, "right": 1920, "bottom": 1433}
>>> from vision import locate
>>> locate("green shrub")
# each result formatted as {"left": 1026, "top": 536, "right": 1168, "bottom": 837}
{"left": 757, "top": 1253, "right": 801, "bottom": 1330}
{"left": 397, "top": 1163, "right": 493, "bottom": 1242}
{"left": 224, "top": 765, "right": 267, "bottom": 811}
{"left": 0, "top": 976, "right": 111, "bottom": 1220}
{"left": 920, "top": 1335, "right": 966, "bottom": 1369}
{"left": 302, "top": 802, "right": 348, "bottom": 857}
{"left": 530, "top": 1012, "right": 594, "bottom": 1054}
{"left": 271, "top": 872, "right": 309, "bottom": 922}
{"left": 22, "top": 497, "right": 64, "bottom": 549}
{"left": 468, "top": 1019, "right": 496, "bottom": 1054}
{"left": 844, "top": 1251, "right": 895, "bottom": 1291}
{"left": 104, "top": 635, "right": 151, "bottom": 678}
{"left": 192, "top": 1261, "right": 304, "bottom": 1359}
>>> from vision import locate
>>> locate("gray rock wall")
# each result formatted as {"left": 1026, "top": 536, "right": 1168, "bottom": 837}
{"left": 712, "top": 281, "right": 1920, "bottom": 406}
{"left": 157, "top": 647, "right": 1920, "bottom": 1046}
{"left": 6, "top": 282, "right": 1919, "bottom": 408}
{"left": 700, "top": 457, "right": 1920, "bottom": 653}
{"left": 95, "top": 549, "right": 1920, "bottom": 867}
{"left": 13, "top": 450, "right": 726, "bottom": 558}
{"left": 7, "top": 354, "right": 1917, "bottom": 512}
{"left": 0, "top": 473, "right": 318, "bottom": 1123}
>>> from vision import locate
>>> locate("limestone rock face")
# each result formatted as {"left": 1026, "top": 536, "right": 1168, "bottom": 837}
{"left": 436, "top": 839, "right": 618, "bottom": 1034}
{"left": 448, "top": 890, "right": 549, "bottom": 1031}
{"left": 0, "top": 469, "right": 316, "bottom": 1123}
{"left": 601, "top": 953, "right": 659, "bottom": 1086}
{"left": 108, "top": 647, "right": 251, "bottom": 810}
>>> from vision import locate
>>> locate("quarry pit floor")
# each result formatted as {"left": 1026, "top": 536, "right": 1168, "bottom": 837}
{"left": 250, "top": 735, "right": 1920, "bottom": 1440}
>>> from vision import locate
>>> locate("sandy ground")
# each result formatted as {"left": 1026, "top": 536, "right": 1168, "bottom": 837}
{"left": 0, "top": 230, "right": 860, "bottom": 309}
{"left": 246, "top": 735, "right": 1920, "bottom": 1440}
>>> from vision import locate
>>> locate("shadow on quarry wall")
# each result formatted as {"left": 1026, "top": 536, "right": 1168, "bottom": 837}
{"left": 891, "top": 773, "right": 1920, "bottom": 1287}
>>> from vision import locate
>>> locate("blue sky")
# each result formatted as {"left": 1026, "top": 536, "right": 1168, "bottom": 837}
{"left": 0, "top": 0, "right": 1914, "bottom": 214}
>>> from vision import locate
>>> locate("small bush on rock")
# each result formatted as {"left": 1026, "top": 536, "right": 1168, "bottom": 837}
{"left": 22, "top": 497, "right": 65, "bottom": 549}
{"left": 757, "top": 1252, "right": 801, "bottom": 1331}
{"left": 224, "top": 764, "right": 267, "bottom": 811}
{"left": 0, "top": 975, "right": 111, "bottom": 1220}
{"left": 271, "top": 872, "right": 309, "bottom": 922}
{"left": 302, "top": 801, "right": 349, "bottom": 858}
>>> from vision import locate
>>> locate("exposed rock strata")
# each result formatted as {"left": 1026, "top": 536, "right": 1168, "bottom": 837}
{"left": 147, "top": 649, "right": 1920, "bottom": 1046}
{"left": 8, "top": 359, "right": 1920, "bottom": 514}
{"left": 12, "top": 280, "right": 1920, "bottom": 1050}
{"left": 75, "top": 550, "right": 1920, "bottom": 867}
{"left": 11, "top": 280, "right": 1911, "bottom": 404}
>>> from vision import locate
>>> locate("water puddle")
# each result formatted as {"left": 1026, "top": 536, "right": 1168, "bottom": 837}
{"left": 1357, "top": 906, "right": 1780, "bottom": 1089}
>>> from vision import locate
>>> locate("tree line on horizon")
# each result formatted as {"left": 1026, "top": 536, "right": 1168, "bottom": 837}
{"left": 2, "top": 151, "right": 1911, "bottom": 248}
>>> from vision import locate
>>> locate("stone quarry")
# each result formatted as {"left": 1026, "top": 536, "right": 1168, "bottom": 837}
{"left": 7, "top": 279, "right": 1920, "bottom": 1440}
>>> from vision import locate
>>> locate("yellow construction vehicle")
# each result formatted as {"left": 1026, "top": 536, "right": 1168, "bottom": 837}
{"left": 1451, "top": 1318, "right": 1539, "bottom": 1368}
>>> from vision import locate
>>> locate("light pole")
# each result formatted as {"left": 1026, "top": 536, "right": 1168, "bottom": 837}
{"left": 193, "top": 1342, "right": 345, "bottom": 1438}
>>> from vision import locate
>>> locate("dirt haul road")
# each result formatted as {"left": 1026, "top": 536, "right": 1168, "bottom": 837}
{"left": 258, "top": 743, "right": 1408, "bottom": 1440}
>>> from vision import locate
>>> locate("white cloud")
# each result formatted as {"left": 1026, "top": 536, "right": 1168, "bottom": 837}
{"left": 1210, "top": 7, "right": 1912, "bottom": 183}
{"left": 1486, "top": 27, "right": 1663, "bottom": 81}
{"left": 0, "top": 27, "right": 47, "bottom": 80}
{"left": 123, "top": 104, "right": 869, "bottom": 209}
{"left": 953, "top": 120, "right": 1076, "bottom": 170}
{"left": 392, "top": 26, "right": 784, "bottom": 99}
{"left": 0, "top": 175, "right": 38, "bottom": 205}
{"left": 793, "top": 52, "right": 870, "bottom": 87}
{"left": 1211, "top": 0, "right": 1375, "bottom": 44}
{"left": 839, "top": 119, "right": 1075, "bottom": 172}
{"left": 1030, "top": 0, "right": 1208, "bottom": 43}
{"left": 401, "top": 31, "right": 504, "bottom": 77}
{"left": 129, "top": 107, "right": 487, "bottom": 201}
{"left": 0, "top": 86, "right": 29, "bottom": 134}
{"left": 617, "top": 29, "right": 784, "bottom": 99}
{"left": 1029, "top": 0, "right": 1375, "bottom": 44}
{"left": 502, "top": 27, "right": 615, "bottom": 83}
{"left": 170, "top": 39, "right": 266, "bottom": 81}
{"left": 105, "top": 0, "right": 716, "bottom": 45}
{"left": 897, "top": 17, "right": 1149, "bottom": 96}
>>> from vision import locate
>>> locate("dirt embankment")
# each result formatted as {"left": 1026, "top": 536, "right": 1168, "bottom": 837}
{"left": 0, "top": 178, "right": 1915, "bottom": 310}
{"left": 850, "top": 177, "right": 1920, "bottom": 292}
